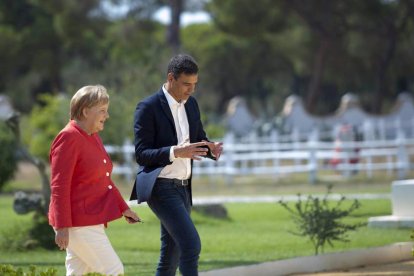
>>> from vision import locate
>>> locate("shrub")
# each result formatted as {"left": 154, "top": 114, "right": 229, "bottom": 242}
{"left": 279, "top": 185, "right": 365, "bottom": 255}
{"left": 0, "top": 264, "right": 57, "bottom": 276}
{"left": 0, "top": 223, "right": 31, "bottom": 251}
{"left": 25, "top": 94, "right": 70, "bottom": 160}
{"left": 0, "top": 214, "right": 54, "bottom": 251}
{"left": 0, "top": 120, "right": 18, "bottom": 192}
{"left": 29, "top": 213, "right": 55, "bottom": 250}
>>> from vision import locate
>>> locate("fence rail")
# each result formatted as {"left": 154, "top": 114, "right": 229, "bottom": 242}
{"left": 105, "top": 132, "right": 414, "bottom": 184}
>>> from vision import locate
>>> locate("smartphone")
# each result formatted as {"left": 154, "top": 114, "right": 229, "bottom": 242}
{"left": 198, "top": 145, "right": 217, "bottom": 160}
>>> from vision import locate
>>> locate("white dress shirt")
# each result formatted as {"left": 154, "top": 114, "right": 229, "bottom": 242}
{"left": 158, "top": 85, "right": 191, "bottom": 180}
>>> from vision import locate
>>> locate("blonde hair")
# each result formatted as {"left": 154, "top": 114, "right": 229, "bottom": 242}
{"left": 70, "top": 85, "right": 109, "bottom": 120}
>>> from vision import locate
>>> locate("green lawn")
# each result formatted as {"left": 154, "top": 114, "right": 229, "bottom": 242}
{"left": 0, "top": 195, "right": 410, "bottom": 275}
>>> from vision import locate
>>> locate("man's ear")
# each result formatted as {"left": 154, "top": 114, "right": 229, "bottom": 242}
{"left": 167, "top": 72, "right": 175, "bottom": 82}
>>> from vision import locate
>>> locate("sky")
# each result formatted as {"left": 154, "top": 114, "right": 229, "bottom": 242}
{"left": 101, "top": 1, "right": 211, "bottom": 26}
{"left": 154, "top": 6, "right": 211, "bottom": 26}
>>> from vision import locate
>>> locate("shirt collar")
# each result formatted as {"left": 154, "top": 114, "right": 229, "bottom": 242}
{"left": 162, "top": 85, "right": 187, "bottom": 108}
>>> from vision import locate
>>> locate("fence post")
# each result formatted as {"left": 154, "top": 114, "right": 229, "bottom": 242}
{"left": 223, "top": 132, "right": 235, "bottom": 185}
{"left": 292, "top": 128, "right": 300, "bottom": 167}
{"left": 122, "top": 139, "right": 134, "bottom": 182}
{"left": 308, "top": 129, "right": 318, "bottom": 184}
{"left": 270, "top": 129, "right": 279, "bottom": 178}
{"left": 378, "top": 119, "right": 385, "bottom": 140}
{"left": 396, "top": 127, "right": 409, "bottom": 180}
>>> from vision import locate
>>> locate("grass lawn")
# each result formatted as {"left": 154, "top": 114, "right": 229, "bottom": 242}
{"left": 0, "top": 194, "right": 411, "bottom": 275}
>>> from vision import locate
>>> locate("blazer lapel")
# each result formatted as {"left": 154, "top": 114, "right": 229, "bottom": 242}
{"left": 158, "top": 90, "right": 177, "bottom": 138}
{"left": 185, "top": 100, "right": 196, "bottom": 141}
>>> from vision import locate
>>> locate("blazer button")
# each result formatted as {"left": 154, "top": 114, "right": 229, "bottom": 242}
{"left": 108, "top": 185, "right": 113, "bottom": 189}
{"left": 106, "top": 172, "right": 110, "bottom": 176}
{"left": 103, "top": 159, "right": 107, "bottom": 164}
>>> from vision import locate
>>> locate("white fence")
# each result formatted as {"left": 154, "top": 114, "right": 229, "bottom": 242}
{"left": 105, "top": 131, "right": 414, "bottom": 184}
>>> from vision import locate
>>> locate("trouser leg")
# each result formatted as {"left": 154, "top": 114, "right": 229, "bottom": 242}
{"left": 65, "top": 224, "right": 124, "bottom": 276}
{"left": 148, "top": 182, "right": 200, "bottom": 276}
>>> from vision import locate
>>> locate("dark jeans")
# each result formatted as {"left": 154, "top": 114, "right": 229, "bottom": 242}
{"left": 147, "top": 179, "right": 201, "bottom": 276}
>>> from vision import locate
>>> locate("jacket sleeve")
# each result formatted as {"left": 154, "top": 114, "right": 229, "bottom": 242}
{"left": 49, "top": 132, "right": 78, "bottom": 228}
{"left": 134, "top": 100, "right": 172, "bottom": 166}
{"left": 111, "top": 179, "right": 130, "bottom": 212}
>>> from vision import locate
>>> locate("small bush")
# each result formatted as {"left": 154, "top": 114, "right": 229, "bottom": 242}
{"left": 0, "top": 120, "right": 18, "bottom": 192}
{"left": 29, "top": 214, "right": 55, "bottom": 250}
{"left": 279, "top": 185, "right": 365, "bottom": 255}
{"left": 0, "top": 264, "right": 57, "bottom": 276}
{"left": 0, "top": 214, "right": 54, "bottom": 251}
{"left": 0, "top": 223, "right": 32, "bottom": 251}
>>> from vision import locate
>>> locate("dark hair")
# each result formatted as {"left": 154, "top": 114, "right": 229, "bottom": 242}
{"left": 167, "top": 54, "right": 198, "bottom": 79}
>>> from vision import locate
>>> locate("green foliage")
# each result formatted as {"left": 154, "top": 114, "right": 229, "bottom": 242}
{"left": 411, "top": 229, "right": 414, "bottom": 257}
{"left": 0, "top": 121, "right": 18, "bottom": 191}
{"left": 1, "top": 0, "right": 414, "bottom": 118}
{"left": 182, "top": 22, "right": 292, "bottom": 115}
{"left": 279, "top": 185, "right": 366, "bottom": 255}
{"left": 29, "top": 214, "right": 55, "bottom": 250}
{"left": 0, "top": 222, "right": 31, "bottom": 252}
{"left": 204, "top": 122, "right": 226, "bottom": 139}
{"left": 99, "top": 91, "right": 137, "bottom": 145}
{"left": 0, "top": 264, "right": 57, "bottom": 276}
{"left": 25, "top": 94, "right": 69, "bottom": 160}
{"left": 0, "top": 213, "right": 54, "bottom": 251}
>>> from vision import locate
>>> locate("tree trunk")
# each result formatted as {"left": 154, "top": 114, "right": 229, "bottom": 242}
{"left": 374, "top": 29, "right": 397, "bottom": 114}
{"left": 167, "top": 0, "right": 183, "bottom": 53}
{"left": 306, "top": 38, "right": 330, "bottom": 113}
{"left": 7, "top": 114, "right": 50, "bottom": 215}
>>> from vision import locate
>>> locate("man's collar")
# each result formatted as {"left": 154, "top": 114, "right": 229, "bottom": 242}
{"left": 162, "top": 84, "right": 187, "bottom": 107}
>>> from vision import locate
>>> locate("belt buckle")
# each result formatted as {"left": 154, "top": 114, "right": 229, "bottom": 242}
{"left": 181, "top": 179, "right": 188, "bottom": 186}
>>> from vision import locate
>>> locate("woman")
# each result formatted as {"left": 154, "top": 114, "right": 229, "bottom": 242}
{"left": 48, "top": 85, "right": 140, "bottom": 276}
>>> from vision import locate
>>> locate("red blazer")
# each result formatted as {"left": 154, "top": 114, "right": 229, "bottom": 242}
{"left": 48, "top": 120, "right": 129, "bottom": 229}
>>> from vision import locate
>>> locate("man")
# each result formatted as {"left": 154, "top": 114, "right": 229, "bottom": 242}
{"left": 130, "top": 54, "right": 223, "bottom": 276}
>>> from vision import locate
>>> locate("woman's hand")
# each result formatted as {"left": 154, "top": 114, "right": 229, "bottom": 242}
{"left": 123, "top": 208, "right": 142, "bottom": 224}
{"left": 55, "top": 228, "right": 69, "bottom": 250}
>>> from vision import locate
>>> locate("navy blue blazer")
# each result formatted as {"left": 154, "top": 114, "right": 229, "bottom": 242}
{"left": 130, "top": 89, "right": 214, "bottom": 204}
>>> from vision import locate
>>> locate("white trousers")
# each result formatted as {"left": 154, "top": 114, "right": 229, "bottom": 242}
{"left": 65, "top": 224, "right": 124, "bottom": 276}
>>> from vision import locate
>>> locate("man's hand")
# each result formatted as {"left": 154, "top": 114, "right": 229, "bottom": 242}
{"left": 174, "top": 141, "right": 209, "bottom": 160}
{"left": 203, "top": 140, "right": 223, "bottom": 160}
{"left": 55, "top": 227, "right": 69, "bottom": 250}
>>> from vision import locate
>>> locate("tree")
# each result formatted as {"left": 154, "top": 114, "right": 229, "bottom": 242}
{"left": 0, "top": 0, "right": 62, "bottom": 111}
{"left": 166, "top": 0, "right": 183, "bottom": 53}
{"left": 185, "top": 0, "right": 292, "bottom": 114}
{"left": 346, "top": 0, "right": 413, "bottom": 113}
{"left": 0, "top": 0, "right": 107, "bottom": 111}
{"left": 282, "top": 0, "right": 353, "bottom": 113}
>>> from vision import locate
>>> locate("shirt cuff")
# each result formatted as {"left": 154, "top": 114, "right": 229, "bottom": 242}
{"left": 169, "top": 146, "right": 176, "bottom": 161}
